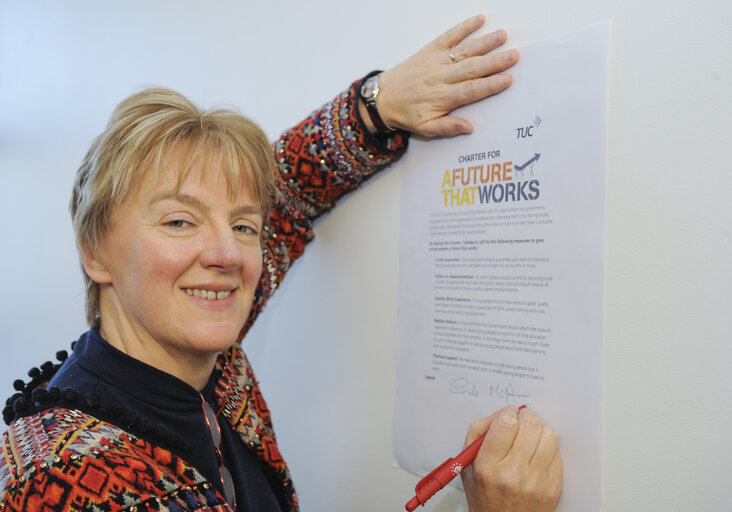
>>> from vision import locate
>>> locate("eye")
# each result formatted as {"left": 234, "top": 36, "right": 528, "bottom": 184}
{"left": 233, "top": 223, "right": 258, "bottom": 235}
{"left": 165, "top": 219, "right": 190, "bottom": 228}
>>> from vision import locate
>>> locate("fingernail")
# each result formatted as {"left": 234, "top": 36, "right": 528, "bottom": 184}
{"left": 519, "top": 404, "right": 527, "bottom": 410}
{"left": 504, "top": 49, "right": 515, "bottom": 62}
{"left": 501, "top": 74, "right": 511, "bottom": 85}
{"left": 493, "top": 30, "right": 502, "bottom": 42}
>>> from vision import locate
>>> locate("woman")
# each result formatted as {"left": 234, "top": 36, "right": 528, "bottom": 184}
{"left": 0, "top": 16, "right": 561, "bottom": 512}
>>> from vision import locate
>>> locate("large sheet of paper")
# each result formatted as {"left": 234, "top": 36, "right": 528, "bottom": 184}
{"left": 394, "top": 23, "right": 609, "bottom": 511}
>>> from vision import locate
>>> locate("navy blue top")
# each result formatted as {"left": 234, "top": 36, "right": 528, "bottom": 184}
{"left": 49, "top": 330, "right": 281, "bottom": 511}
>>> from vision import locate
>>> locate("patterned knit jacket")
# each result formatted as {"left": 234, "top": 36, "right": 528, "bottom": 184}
{"left": 0, "top": 79, "right": 407, "bottom": 512}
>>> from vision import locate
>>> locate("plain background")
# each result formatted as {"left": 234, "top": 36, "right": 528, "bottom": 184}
{"left": 1, "top": 1, "right": 730, "bottom": 511}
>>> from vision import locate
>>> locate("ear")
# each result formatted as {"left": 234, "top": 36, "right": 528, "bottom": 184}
{"left": 79, "top": 244, "right": 113, "bottom": 284}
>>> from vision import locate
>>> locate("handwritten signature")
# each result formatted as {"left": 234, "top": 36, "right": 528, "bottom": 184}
{"left": 449, "top": 377, "right": 479, "bottom": 397}
{"left": 449, "top": 378, "right": 529, "bottom": 403}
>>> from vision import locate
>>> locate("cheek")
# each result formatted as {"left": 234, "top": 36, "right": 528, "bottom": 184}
{"left": 129, "top": 238, "right": 195, "bottom": 286}
{"left": 244, "top": 247, "right": 264, "bottom": 283}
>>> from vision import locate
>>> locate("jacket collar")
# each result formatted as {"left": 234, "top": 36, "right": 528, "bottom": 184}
{"left": 214, "top": 344, "right": 298, "bottom": 511}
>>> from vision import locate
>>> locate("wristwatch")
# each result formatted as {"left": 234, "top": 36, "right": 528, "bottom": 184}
{"left": 360, "top": 72, "right": 396, "bottom": 133}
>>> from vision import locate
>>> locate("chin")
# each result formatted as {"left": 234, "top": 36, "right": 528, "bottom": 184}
{"left": 184, "top": 326, "right": 241, "bottom": 354}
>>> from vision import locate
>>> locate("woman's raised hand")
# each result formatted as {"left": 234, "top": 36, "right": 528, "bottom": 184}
{"left": 376, "top": 15, "right": 519, "bottom": 138}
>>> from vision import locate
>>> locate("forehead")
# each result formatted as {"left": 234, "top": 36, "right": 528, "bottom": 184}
{"left": 135, "top": 144, "right": 260, "bottom": 207}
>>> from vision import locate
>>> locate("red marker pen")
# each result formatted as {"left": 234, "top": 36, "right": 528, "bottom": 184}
{"left": 405, "top": 405, "right": 527, "bottom": 511}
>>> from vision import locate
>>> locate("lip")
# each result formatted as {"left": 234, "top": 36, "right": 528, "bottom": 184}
{"left": 182, "top": 288, "right": 238, "bottom": 310}
{"left": 182, "top": 284, "right": 238, "bottom": 293}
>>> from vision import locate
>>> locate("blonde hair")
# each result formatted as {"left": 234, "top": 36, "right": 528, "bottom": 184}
{"left": 70, "top": 87, "right": 276, "bottom": 328}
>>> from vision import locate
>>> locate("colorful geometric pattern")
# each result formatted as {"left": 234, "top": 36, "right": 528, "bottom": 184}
{"left": 215, "top": 348, "right": 296, "bottom": 511}
{"left": 1, "top": 78, "right": 407, "bottom": 512}
{"left": 1, "top": 408, "right": 228, "bottom": 511}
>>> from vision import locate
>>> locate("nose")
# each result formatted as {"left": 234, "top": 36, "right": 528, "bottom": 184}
{"left": 199, "top": 225, "right": 243, "bottom": 272}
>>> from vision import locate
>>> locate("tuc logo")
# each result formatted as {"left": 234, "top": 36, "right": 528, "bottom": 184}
{"left": 516, "top": 115, "right": 542, "bottom": 139}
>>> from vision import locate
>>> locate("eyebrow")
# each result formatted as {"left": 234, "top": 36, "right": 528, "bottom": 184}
{"left": 149, "top": 192, "right": 263, "bottom": 217}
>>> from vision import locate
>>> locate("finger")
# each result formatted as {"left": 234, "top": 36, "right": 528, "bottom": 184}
{"left": 462, "top": 409, "right": 503, "bottom": 447}
{"left": 451, "top": 29, "right": 507, "bottom": 62}
{"left": 435, "top": 14, "right": 486, "bottom": 51}
{"left": 522, "top": 445, "right": 563, "bottom": 509}
{"left": 434, "top": 73, "right": 513, "bottom": 118}
{"left": 549, "top": 448, "right": 563, "bottom": 483}
{"left": 543, "top": 449, "right": 563, "bottom": 506}
{"left": 507, "top": 407, "right": 544, "bottom": 466}
{"left": 446, "top": 49, "right": 519, "bottom": 83}
{"left": 530, "top": 424, "right": 560, "bottom": 473}
{"left": 416, "top": 115, "right": 473, "bottom": 138}
{"left": 476, "top": 406, "right": 520, "bottom": 465}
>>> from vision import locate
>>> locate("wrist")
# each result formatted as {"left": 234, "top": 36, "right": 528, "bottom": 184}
{"left": 358, "top": 71, "right": 400, "bottom": 135}
{"left": 357, "top": 94, "right": 378, "bottom": 134}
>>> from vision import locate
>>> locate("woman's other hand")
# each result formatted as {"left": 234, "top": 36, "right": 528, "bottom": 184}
{"left": 374, "top": 14, "right": 519, "bottom": 138}
{"left": 461, "top": 406, "right": 562, "bottom": 512}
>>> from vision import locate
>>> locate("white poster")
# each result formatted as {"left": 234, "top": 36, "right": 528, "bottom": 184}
{"left": 394, "top": 22, "right": 609, "bottom": 511}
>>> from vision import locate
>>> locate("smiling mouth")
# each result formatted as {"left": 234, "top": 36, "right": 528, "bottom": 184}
{"left": 184, "top": 288, "right": 233, "bottom": 300}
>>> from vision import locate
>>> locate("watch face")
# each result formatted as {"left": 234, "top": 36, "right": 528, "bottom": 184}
{"left": 361, "top": 77, "right": 378, "bottom": 100}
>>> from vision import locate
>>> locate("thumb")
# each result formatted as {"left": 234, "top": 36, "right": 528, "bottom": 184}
{"left": 416, "top": 116, "right": 473, "bottom": 138}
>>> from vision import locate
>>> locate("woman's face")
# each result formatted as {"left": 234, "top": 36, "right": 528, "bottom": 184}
{"left": 88, "top": 153, "right": 263, "bottom": 368}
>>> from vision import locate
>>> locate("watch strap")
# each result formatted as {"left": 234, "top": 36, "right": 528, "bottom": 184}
{"left": 360, "top": 71, "right": 396, "bottom": 134}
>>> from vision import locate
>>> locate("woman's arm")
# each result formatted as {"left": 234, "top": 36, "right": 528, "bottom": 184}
{"left": 241, "top": 16, "right": 519, "bottom": 332}
{"left": 242, "top": 79, "right": 408, "bottom": 332}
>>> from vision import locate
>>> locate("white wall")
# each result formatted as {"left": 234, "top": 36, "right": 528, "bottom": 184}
{"left": 1, "top": 1, "right": 730, "bottom": 511}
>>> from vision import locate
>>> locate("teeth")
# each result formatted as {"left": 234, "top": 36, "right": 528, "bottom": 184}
{"left": 184, "top": 289, "right": 232, "bottom": 300}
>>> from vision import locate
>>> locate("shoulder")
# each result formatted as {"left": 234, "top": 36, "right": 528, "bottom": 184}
{"left": 1, "top": 408, "right": 229, "bottom": 511}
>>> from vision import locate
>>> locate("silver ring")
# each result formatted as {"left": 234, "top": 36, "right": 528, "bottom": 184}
{"left": 449, "top": 46, "right": 458, "bottom": 63}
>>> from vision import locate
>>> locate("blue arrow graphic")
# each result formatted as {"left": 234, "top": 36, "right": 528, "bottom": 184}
{"left": 514, "top": 153, "right": 541, "bottom": 171}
